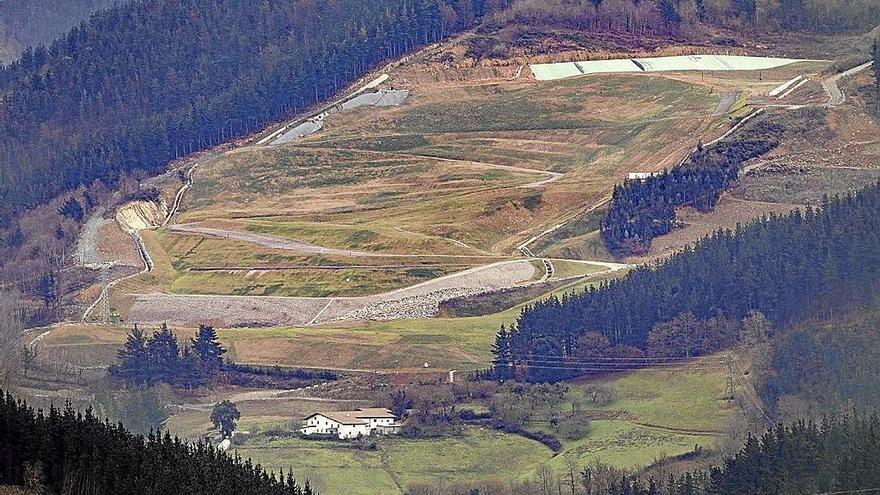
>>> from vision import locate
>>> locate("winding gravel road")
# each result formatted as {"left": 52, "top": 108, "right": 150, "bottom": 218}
{"left": 822, "top": 61, "right": 874, "bottom": 107}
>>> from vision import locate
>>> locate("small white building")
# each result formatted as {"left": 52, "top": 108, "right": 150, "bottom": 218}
{"left": 300, "top": 408, "right": 402, "bottom": 439}
{"left": 628, "top": 172, "right": 663, "bottom": 181}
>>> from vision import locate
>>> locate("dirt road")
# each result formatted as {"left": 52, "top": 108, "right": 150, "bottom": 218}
{"left": 713, "top": 92, "right": 739, "bottom": 116}
{"left": 80, "top": 229, "right": 153, "bottom": 322}
{"left": 169, "top": 224, "right": 385, "bottom": 257}
{"left": 318, "top": 146, "right": 564, "bottom": 189}
{"left": 822, "top": 61, "right": 874, "bottom": 107}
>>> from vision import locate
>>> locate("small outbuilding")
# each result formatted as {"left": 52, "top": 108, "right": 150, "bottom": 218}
{"left": 300, "top": 407, "right": 402, "bottom": 439}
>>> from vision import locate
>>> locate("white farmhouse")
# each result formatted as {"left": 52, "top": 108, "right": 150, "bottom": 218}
{"left": 628, "top": 172, "right": 663, "bottom": 181}
{"left": 300, "top": 408, "right": 402, "bottom": 439}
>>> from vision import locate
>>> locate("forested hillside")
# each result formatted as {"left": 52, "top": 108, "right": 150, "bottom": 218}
{"left": 706, "top": 414, "right": 880, "bottom": 495}
{"left": 0, "top": 0, "right": 507, "bottom": 228}
{"left": 495, "top": 182, "right": 880, "bottom": 382}
{"left": 600, "top": 121, "right": 781, "bottom": 256}
{"left": 0, "top": 0, "right": 117, "bottom": 64}
{"left": 492, "top": 0, "right": 880, "bottom": 35}
{"left": 590, "top": 414, "right": 880, "bottom": 495}
{"left": 762, "top": 306, "right": 880, "bottom": 419}
{"left": 0, "top": 392, "right": 315, "bottom": 494}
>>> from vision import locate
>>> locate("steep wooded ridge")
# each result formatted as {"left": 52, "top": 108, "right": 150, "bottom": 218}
{"left": 495, "top": 182, "right": 880, "bottom": 382}
{"left": 592, "top": 413, "right": 880, "bottom": 495}
{"left": 0, "top": 0, "right": 118, "bottom": 65}
{"left": 0, "top": 0, "right": 508, "bottom": 227}
{"left": 0, "top": 393, "right": 316, "bottom": 495}
{"left": 762, "top": 304, "right": 880, "bottom": 417}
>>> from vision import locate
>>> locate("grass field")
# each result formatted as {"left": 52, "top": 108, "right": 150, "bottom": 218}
{"left": 116, "top": 227, "right": 519, "bottom": 298}
{"left": 234, "top": 423, "right": 714, "bottom": 494}
{"left": 218, "top": 307, "right": 517, "bottom": 370}
{"left": 207, "top": 363, "right": 735, "bottom": 495}
{"left": 567, "top": 364, "right": 734, "bottom": 432}
{"left": 235, "top": 429, "right": 549, "bottom": 495}
{"left": 46, "top": 269, "right": 618, "bottom": 373}
{"left": 550, "top": 260, "right": 607, "bottom": 279}
{"left": 545, "top": 420, "right": 714, "bottom": 472}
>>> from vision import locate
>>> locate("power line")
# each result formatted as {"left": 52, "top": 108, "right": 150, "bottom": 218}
{"left": 515, "top": 354, "right": 727, "bottom": 362}
{"left": 732, "top": 362, "right": 775, "bottom": 428}
{"left": 506, "top": 363, "right": 726, "bottom": 372}
{"left": 809, "top": 488, "right": 880, "bottom": 495}
{"left": 518, "top": 357, "right": 726, "bottom": 365}
{"left": 517, "top": 359, "right": 725, "bottom": 369}
{"left": 724, "top": 353, "right": 736, "bottom": 400}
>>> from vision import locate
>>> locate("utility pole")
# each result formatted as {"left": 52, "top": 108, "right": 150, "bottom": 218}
{"left": 100, "top": 264, "right": 111, "bottom": 324}
{"left": 725, "top": 353, "right": 736, "bottom": 401}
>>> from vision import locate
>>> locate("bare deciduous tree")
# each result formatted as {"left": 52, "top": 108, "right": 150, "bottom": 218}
{"left": 0, "top": 290, "right": 23, "bottom": 388}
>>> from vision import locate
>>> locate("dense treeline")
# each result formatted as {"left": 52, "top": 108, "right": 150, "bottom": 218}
{"left": 0, "top": 0, "right": 509, "bottom": 227}
{"left": 707, "top": 414, "right": 880, "bottom": 495}
{"left": 111, "top": 324, "right": 224, "bottom": 390}
{"left": 495, "top": 181, "right": 880, "bottom": 382}
{"left": 493, "top": 0, "right": 880, "bottom": 36}
{"left": 0, "top": 0, "right": 117, "bottom": 64}
{"left": 0, "top": 392, "right": 315, "bottom": 495}
{"left": 111, "top": 324, "right": 336, "bottom": 390}
{"left": 752, "top": 0, "right": 880, "bottom": 32}
{"left": 600, "top": 414, "right": 880, "bottom": 495}
{"left": 601, "top": 121, "right": 781, "bottom": 256}
{"left": 495, "top": 0, "right": 689, "bottom": 36}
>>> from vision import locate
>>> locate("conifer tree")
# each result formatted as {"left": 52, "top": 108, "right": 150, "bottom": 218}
{"left": 491, "top": 325, "right": 513, "bottom": 382}
{"left": 179, "top": 347, "right": 207, "bottom": 391}
{"left": 191, "top": 324, "right": 226, "bottom": 372}
{"left": 57, "top": 196, "right": 84, "bottom": 221}
{"left": 110, "top": 324, "right": 149, "bottom": 386}
{"left": 146, "top": 324, "right": 181, "bottom": 386}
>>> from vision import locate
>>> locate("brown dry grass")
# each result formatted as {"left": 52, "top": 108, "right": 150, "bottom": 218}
{"left": 171, "top": 71, "right": 726, "bottom": 267}
{"left": 629, "top": 76, "right": 880, "bottom": 264}
{"left": 631, "top": 197, "right": 800, "bottom": 264}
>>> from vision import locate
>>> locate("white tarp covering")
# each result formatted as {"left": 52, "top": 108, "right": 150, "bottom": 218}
{"left": 530, "top": 62, "right": 583, "bottom": 81}
{"left": 273, "top": 89, "right": 409, "bottom": 144}
{"left": 273, "top": 120, "right": 324, "bottom": 145}
{"left": 574, "top": 59, "right": 642, "bottom": 75}
{"left": 342, "top": 89, "right": 410, "bottom": 110}
{"left": 531, "top": 55, "right": 812, "bottom": 81}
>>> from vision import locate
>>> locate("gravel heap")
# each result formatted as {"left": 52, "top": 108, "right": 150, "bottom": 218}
{"left": 336, "top": 287, "right": 486, "bottom": 321}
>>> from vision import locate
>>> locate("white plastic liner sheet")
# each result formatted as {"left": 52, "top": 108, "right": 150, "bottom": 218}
{"left": 531, "top": 55, "right": 809, "bottom": 81}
